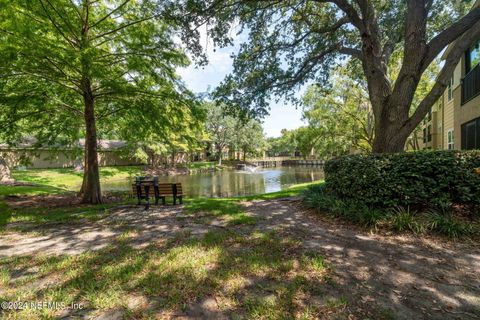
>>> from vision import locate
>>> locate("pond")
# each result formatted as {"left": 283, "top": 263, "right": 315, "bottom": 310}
{"left": 101, "top": 166, "right": 324, "bottom": 198}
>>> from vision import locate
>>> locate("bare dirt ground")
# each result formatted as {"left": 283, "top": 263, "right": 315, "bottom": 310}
{"left": 1, "top": 198, "right": 479, "bottom": 319}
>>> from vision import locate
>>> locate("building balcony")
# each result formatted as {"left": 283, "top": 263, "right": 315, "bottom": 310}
{"left": 462, "top": 63, "right": 480, "bottom": 105}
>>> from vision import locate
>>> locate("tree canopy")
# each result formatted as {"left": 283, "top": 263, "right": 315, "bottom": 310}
{"left": 0, "top": 0, "right": 197, "bottom": 203}
{"left": 183, "top": 0, "right": 480, "bottom": 152}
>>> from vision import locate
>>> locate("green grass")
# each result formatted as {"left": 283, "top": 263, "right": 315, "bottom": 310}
{"left": 0, "top": 230, "right": 342, "bottom": 319}
{"left": 184, "top": 198, "right": 257, "bottom": 225}
{"left": 238, "top": 181, "right": 324, "bottom": 201}
{"left": 184, "top": 181, "right": 324, "bottom": 225}
{"left": 1, "top": 166, "right": 143, "bottom": 229}
{"left": 11, "top": 166, "right": 143, "bottom": 192}
{"left": 0, "top": 184, "right": 65, "bottom": 197}
{"left": 2, "top": 202, "right": 134, "bottom": 228}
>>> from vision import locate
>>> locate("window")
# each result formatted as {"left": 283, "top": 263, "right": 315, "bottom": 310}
{"left": 466, "top": 40, "right": 480, "bottom": 74}
{"left": 447, "top": 129, "right": 454, "bottom": 150}
{"left": 461, "top": 117, "right": 480, "bottom": 150}
{"left": 427, "top": 125, "right": 432, "bottom": 142}
{"left": 447, "top": 76, "right": 454, "bottom": 101}
{"left": 427, "top": 109, "right": 432, "bottom": 122}
{"left": 423, "top": 128, "right": 427, "bottom": 143}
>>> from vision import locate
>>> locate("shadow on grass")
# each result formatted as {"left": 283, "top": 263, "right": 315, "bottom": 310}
{"left": 0, "top": 229, "right": 348, "bottom": 319}
{"left": 184, "top": 198, "right": 257, "bottom": 225}
{"left": 0, "top": 198, "right": 138, "bottom": 229}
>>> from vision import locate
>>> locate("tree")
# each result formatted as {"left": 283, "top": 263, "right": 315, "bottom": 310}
{"left": 266, "top": 129, "right": 298, "bottom": 157}
{"left": 293, "top": 126, "right": 324, "bottom": 159}
{"left": 231, "top": 119, "right": 267, "bottom": 161}
{"left": 0, "top": 158, "right": 13, "bottom": 184}
{"left": 205, "top": 103, "right": 237, "bottom": 165}
{"left": 185, "top": 0, "right": 480, "bottom": 152}
{"left": 302, "top": 66, "right": 374, "bottom": 155}
{"left": 0, "top": 0, "right": 195, "bottom": 203}
{"left": 115, "top": 99, "right": 207, "bottom": 168}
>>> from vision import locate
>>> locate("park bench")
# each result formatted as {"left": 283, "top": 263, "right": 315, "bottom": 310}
{"left": 132, "top": 177, "right": 159, "bottom": 210}
{"left": 156, "top": 182, "right": 184, "bottom": 205}
{"left": 132, "top": 177, "right": 183, "bottom": 209}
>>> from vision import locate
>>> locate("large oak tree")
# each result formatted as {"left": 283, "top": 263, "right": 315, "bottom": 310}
{"left": 183, "top": 0, "right": 480, "bottom": 152}
{"left": 0, "top": 0, "right": 196, "bottom": 203}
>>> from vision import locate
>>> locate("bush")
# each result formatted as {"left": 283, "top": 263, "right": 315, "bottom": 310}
{"left": 324, "top": 150, "right": 480, "bottom": 209}
{"left": 390, "top": 206, "right": 425, "bottom": 234}
{"left": 302, "top": 183, "right": 478, "bottom": 238}
{"left": 427, "top": 212, "right": 473, "bottom": 239}
{"left": 302, "top": 184, "right": 385, "bottom": 228}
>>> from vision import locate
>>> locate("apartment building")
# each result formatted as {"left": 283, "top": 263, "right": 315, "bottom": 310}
{"left": 415, "top": 36, "right": 480, "bottom": 151}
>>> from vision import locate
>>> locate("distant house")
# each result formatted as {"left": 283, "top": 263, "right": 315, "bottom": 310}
{"left": 0, "top": 138, "right": 144, "bottom": 169}
{"left": 412, "top": 20, "right": 480, "bottom": 151}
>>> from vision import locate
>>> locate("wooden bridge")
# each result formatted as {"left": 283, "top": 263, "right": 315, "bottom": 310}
{"left": 248, "top": 159, "right": 324, "bottom": 167}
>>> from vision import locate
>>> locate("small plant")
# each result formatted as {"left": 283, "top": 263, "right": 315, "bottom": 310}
{"left": 359, "top": 207, "right": 384, "bottom": 229}
{"left": 428, "top": 212, "right": 472, "bottom": 239}
{"left": 390, "top": 206, "right": 425, "bottom": 234}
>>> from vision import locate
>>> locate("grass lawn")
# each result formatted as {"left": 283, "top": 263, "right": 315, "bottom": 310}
{"left": 183, "top": 181, "right": 324, "bottom": 225}
{"left": 10, "top": 166, "right": 144, "bottom": 192}
{"left": 1, "top": 167, "right": 143, "bottom": 229}
{"left": 0, "top": 177, "right": 338, "bottom": 319}
{"left": 1, "top": 229, "right": 341, "bottom": 319}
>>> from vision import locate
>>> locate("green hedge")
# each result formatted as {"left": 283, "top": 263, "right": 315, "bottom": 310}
{"left": 324, "top": 150, "right": 480, "bottom": 208}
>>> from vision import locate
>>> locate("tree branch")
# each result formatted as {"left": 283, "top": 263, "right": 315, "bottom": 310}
{"left": 424, "top": 7, "right": 480, "bottom": 69}
{"left": 90, "top": 0, "right": 131, "bottom": 29}
{"left": 406, "top": 20, "right": 480, "bottom": 133}
{"left": 38, "top": 0, "right": 78, "bottom": 48}
{"left": 339, "top": 47, "right": 362, "bottom": 59}
{"left": 91, "top": 14, "right": 158, "bottom": 41}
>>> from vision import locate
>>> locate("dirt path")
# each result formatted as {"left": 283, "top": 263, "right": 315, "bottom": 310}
{"left": 1, "top": 199, "right": 479, "bottom": 319}
{"left": 242, "top": 199, "right": 480, "bottom": 319}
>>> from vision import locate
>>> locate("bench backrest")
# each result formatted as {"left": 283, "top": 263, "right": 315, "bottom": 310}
{"left": 131, "top": 182, "right": 183, "bottom": 197}
{"left": 174, "top": 183, "right": 183, "bottom": 196}
{"left": 132, "top": 181, "right": 156, "bottom": 196}
{"left": 158, "top": 183, "right": 174, "bottom": 196}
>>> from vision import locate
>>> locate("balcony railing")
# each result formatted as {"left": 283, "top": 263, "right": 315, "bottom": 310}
{"left": 462, "top": 63, "right": 480, "bottom": 105}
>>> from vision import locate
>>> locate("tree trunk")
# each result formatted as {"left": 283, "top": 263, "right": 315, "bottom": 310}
{"left": 218, "top": 147, "right": 222, "bottom": 166}
{"left": 171, "top": 150, "right": 176, "bottom": 168}
{"left": 371, "top": 112, "right": 410, "bottom": 153}
{"left": 80, "top": 90, "right": 102, "bottom": 204}
{"left": 0, "top": 157, "right": 13, "bottom": 183}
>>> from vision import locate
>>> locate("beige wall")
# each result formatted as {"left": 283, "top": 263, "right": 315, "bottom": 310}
{"left": 454, "top": 53, "right": 480, "bottom": 149}
{"left": 0, "top": 149, "right": 143, "bottom": 169}
{"left": 443, "top": 91, "right": 455, "bottom": 149}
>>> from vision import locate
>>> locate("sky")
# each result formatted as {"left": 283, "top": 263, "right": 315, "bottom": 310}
{"left": 177, "top": 30, "right": 305, "bottom": 138}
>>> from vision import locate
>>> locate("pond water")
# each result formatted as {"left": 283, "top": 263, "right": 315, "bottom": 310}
{"left": 101, "top": 166, "right": 324, "bottom": 198}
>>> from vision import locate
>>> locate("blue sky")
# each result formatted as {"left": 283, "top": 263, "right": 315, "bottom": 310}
{"left": 177, "top": 30, "right": 305, "bottom": 138}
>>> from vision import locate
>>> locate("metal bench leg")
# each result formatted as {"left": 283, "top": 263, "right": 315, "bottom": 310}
{"left": 136, "top": 185, "right": 142, "bottom": 205}
{"left": 144, "top": 185, "right": 150, "bottom": 210}
{"left": 173, "top": 195, "right": 177, "bottom": 205}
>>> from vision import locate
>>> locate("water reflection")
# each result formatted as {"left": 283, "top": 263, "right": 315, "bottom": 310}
{"left": 100, "top": 166, "right": 324, "bottom": 198}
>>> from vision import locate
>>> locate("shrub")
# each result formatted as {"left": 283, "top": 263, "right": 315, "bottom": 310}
{"left": 324, "top": 150, "right": 480, "bottom": 209}
{"left": 302, "top": 184, "right": 385, "bottom": 228}
{"left": 427, "top": 212, "right": 473, "bottom": 239}
{"left": 390, "top": 206, "right": 425, "bottom": 234}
